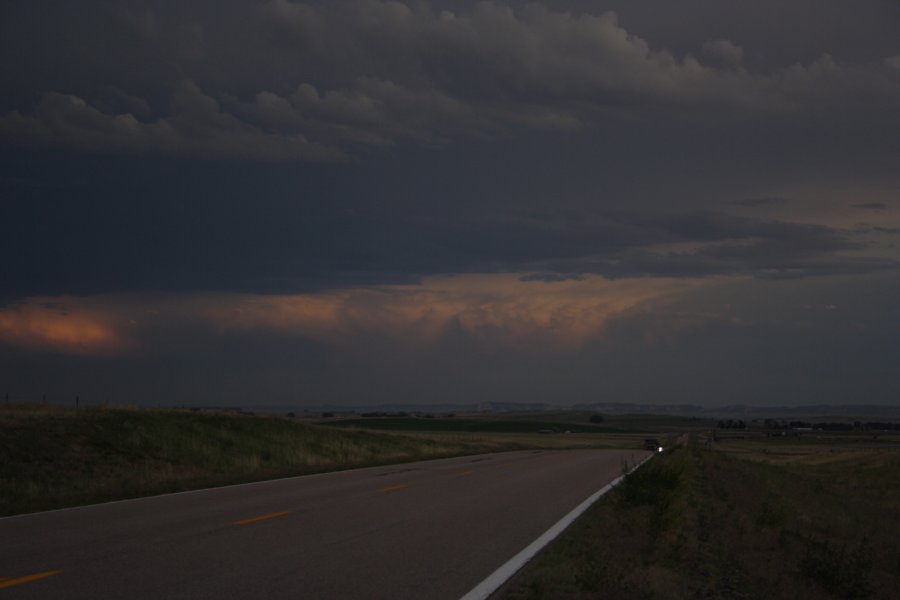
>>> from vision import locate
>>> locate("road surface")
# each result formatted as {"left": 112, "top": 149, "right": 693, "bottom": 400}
{"left": 1, "top": 448, "right": 648, "bottom": 599}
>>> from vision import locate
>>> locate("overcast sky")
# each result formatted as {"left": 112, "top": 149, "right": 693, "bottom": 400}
{"left": 2, "top": 1, "right": 899, "bottom": 408}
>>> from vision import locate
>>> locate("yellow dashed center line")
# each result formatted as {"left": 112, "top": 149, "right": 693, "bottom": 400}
{"left": 456, "top": 470, "right": 474, "bottom": 476}
{"left": 233, "top": 511, "right": 290, "bottom": 526}
{"left": 380, "top": 484, "right": 409, "bottom": 493}
{"left": 0, "top": 571, "right": 61, "bottom": 590}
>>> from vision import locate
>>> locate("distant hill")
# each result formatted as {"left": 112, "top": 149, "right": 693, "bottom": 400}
{"left": 222, "top": 401, "right": 900, "bottom": 421}
{"left": 574, "top": 403, "right": 900, "bottom": 420}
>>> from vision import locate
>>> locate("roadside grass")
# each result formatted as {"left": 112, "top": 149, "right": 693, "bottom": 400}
{"left": 0, "top": 403, "right": 537, "bottom": 516}
{"left": 502, "top": 439, "right": 900, "bottom": 599}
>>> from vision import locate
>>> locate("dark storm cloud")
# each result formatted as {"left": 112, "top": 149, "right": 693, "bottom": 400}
{"left": 0, "top": 2, "right": 898, "bottom": 309}
{"left": 3, "top": 1, "right": 900, "bottom": 410}
{"left": 3, "top": 153, "right": 892, "bottom": 299}
{"left": 587, "top": 250, "right": 897, "bottom": 281}
{"left": 853, "top": 223, "right": 900, "bottom": 236}
{"left": 513, "top": 212, "right": 900, "bottom": 281}
{"left": 732, "top": 197, "right": 790, "bottom": 207}
{"left": 578, "top": 272, "right": 900, "bottom": 406}
{"left": 2, "top": 1, "right": 899, "bottom": 160}
{"left": 0, "top": 86, "right": 343, "bottom": 161}
{"left": 383, "top": 209, "right": 897, "bottom": 281}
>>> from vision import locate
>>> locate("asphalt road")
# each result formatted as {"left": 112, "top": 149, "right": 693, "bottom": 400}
{"left": 1, "top": 448, "right": 648, "bottom": 599}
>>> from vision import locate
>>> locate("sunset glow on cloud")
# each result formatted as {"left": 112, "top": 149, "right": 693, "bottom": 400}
{"left": 199, "top": 274, "right": 707, "bottom": 348}
{"left": 0, "top": 275, "right": 708, "bottom": 355}
{"left": 0, "top": 300, "right": 132, "bottom": 355}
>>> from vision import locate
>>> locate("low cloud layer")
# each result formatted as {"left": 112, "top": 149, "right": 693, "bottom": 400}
{"left": 3, "top": 197, "right": 894, "bottom": 299}
{"left": 0, "top": 275, "right": 703, "bottom": 355}
{"left": 4, "top": 273, "right": 900, "bottom": 407}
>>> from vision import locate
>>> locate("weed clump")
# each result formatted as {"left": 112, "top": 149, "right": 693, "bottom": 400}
{"left": 615, "top": 451, "right": 687, "bottom": 537}
{"left": 799, "top": 536, "right": 873, "bottom": 599}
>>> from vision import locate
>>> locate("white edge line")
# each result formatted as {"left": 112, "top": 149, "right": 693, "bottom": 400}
{"left": 459, "top": 451, "right": 655, "bottom": 600}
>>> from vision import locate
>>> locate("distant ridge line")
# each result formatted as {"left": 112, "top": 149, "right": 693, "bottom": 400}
{"left": 194, "top": 401, "right": 900, "bottom": 420}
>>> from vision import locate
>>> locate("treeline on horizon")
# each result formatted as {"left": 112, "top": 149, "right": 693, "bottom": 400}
{"left": 717, "top": 418, "right": 900, "bottom": 431}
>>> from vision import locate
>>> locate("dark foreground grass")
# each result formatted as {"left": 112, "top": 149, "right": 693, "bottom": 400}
{"left": 502, "top": 441, "right": 900, "bottom": 599}
{"left": 0, "top": 404, "right": 528, "bottom": 517}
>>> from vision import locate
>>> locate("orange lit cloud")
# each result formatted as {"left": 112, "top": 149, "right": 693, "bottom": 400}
{"left": 1, "top": 274, "right": 712, "bottom": 355}
{"left": 0, "top": 299, "right": 132, "bottom": 355}
{"left": 196, "top": 274, "right": 708, "bottom": 349}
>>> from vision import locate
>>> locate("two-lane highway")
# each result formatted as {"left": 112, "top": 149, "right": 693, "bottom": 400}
{"left": 1, "top": 449, "right": 648, "bottom": 599}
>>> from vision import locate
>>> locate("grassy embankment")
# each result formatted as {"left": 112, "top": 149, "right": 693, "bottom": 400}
{"left": 502, "top": 436, "right": 900, "bottom": 599}
{"left": 0, "top": 403, "right": 542, "bottom": 517}
{"left": 2, "top": 404, "right": 677, "bottom": 517}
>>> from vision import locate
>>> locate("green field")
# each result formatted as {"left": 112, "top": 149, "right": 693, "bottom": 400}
{"left": 318, "top": 410, "right": 715, "bottom": 434}
{"left": 502, "top": 434, "right": 900, "bottom": 599}
{"left": 319, "top": 416, "right": 621, "bottom": 433}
